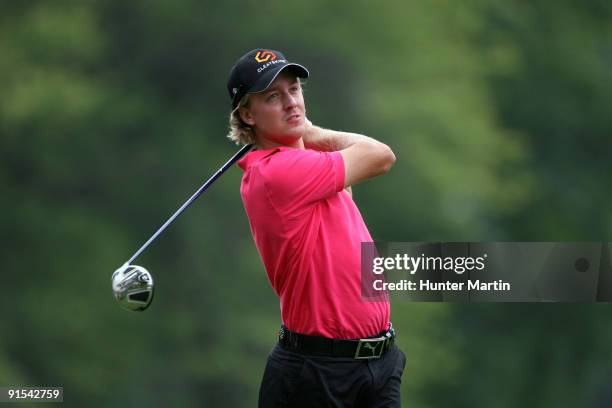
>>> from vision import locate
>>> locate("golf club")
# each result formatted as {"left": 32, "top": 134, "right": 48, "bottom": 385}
{"left": 112, "top": 143, "right": 254, "bottom": 311}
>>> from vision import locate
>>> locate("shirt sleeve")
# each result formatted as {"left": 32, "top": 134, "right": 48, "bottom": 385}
{"left": 262, "top": 149, "right": 345, "bottom": 215}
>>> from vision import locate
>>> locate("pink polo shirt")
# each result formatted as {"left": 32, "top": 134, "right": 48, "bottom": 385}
{"left": 238, "top": 146, "right": 389, "bottom": 339}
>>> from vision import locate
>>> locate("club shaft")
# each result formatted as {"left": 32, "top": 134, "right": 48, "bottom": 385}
{"left": 126, "top": 144, "right": 253, "bottom": 265}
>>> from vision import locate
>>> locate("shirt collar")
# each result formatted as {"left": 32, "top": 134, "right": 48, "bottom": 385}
{"left": 237, "top": 146, "right": 294, "bottom": 171}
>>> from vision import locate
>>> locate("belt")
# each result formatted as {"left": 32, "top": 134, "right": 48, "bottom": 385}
{"left": 278, "top": 324, "right": 396, "bottom": 360}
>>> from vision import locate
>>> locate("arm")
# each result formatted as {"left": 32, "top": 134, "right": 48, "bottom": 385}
{"left": 303, "top": 121, "right": 396, "bottom": 188}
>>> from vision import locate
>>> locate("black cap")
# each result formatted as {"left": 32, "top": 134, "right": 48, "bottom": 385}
{"left": 227, "top": 49, "right": 309, "bottom": 109}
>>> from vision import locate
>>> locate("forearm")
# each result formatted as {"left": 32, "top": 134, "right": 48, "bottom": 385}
{"left": 303, "top": 121, "right": 385, "bottom": 152}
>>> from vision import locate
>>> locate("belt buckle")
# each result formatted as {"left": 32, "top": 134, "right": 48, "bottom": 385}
{"left": 354, "top": 337, "right": 386, "bottom": 359}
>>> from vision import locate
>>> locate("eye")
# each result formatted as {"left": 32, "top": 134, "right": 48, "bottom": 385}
{"left": 267, "top": 93, "right": 279, "bottom": 101}
{"left": 290, "top": 86, "right": 300, "bottom": 93}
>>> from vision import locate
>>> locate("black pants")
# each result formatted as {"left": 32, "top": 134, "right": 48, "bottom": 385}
{"left": 259, "top": 343, "right": 406, "bottom": 407}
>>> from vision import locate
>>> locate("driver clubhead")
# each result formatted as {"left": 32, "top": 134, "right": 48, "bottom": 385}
{"left": 112, "top": 264, "right": 155, "bottom": 312}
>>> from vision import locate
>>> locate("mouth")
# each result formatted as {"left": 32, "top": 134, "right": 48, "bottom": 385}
{"left": 286, "top": 113, "right": 301, "bottom": 122}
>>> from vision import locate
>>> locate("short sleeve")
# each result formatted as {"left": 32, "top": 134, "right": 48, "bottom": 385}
{"left": 261, "top": 149, "right": 345, "bottom": 215}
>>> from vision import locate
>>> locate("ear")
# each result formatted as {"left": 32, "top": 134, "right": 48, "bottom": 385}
{"left": 239, "top": 107, "right": 255, "bottom": 126}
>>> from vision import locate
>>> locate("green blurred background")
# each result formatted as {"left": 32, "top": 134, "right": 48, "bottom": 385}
{"left": 2, "top": 0, "right": 612, "bottom": 406}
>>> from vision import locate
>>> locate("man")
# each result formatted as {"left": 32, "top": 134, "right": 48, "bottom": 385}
{"left": 227, "top": 49, "right": 405, "bottom": 407}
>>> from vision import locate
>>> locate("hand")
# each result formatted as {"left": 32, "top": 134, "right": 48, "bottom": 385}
{"left": 304, "top": 116, "right": 313, "bottom": 131}
{"left": 303, "top": 120, "right": 349, "bottom": 152}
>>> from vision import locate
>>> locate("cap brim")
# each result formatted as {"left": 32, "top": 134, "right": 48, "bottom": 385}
{"left": 249, "top": 63, "right": 309, "bottom": 94}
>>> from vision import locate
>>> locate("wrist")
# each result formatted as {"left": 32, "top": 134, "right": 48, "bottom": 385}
{"left": 303, "top": 120, "right": 325, "bottom": 150}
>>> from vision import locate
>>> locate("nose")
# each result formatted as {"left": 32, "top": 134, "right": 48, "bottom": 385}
{"left": 282, "top": 91, "right": 298, "bottom": 109}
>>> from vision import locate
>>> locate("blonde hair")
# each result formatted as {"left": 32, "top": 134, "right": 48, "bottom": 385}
{"left": 227, "top": 94, "right": 255, "bottom": 146}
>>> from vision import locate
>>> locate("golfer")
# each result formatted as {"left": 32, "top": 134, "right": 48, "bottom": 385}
{"left": 227, "top": 49, "right": 405, "bottom": 407}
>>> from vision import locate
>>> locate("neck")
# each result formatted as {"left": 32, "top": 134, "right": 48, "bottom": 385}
{"left": 256, "top": 136, "right": 304, "bottom": 150}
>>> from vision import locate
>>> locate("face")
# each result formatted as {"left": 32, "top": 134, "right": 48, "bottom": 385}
{"left": 239, "top": 70, "right": 305, "bottom": 148}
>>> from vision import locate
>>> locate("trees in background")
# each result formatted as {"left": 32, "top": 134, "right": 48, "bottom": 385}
{"left": 1, "top": 1, "right": 610, "bottom": 406}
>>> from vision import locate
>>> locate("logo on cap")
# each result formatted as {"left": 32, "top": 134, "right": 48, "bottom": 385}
{"left": 255, "top": 50, "right": 277, "bottom": 63}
